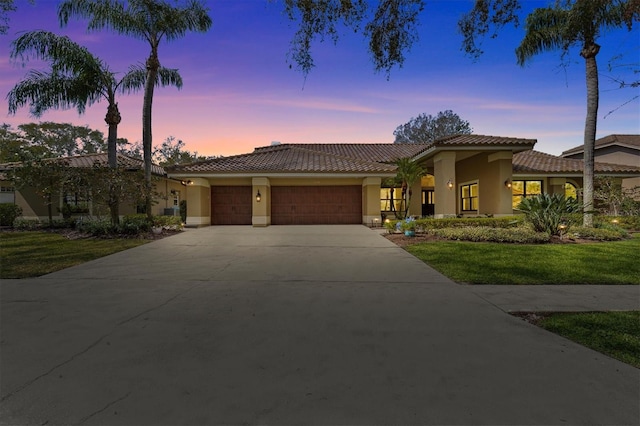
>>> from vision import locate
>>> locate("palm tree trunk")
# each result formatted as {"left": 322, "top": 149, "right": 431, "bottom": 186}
{"left": 581, "top": 43, "right": 600, "bottom": 227}
{"left": 106, "top": 102, "right": 121, "bottom": 225}
{"left": 143, "top": 51, "right": 159, "bottom": 220}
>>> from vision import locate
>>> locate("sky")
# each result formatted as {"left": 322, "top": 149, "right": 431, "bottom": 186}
{"left": 0, "top": 0, "right": 638, "bottom": 158}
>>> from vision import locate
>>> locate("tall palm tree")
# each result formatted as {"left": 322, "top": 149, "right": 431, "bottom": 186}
{"left": 7, "top": 30, "right": 182, "bottom": 224}
{"left": 58, "top": 0, "right": 212, "bottom": 218}
{"left": 515, "top": 0, "right": 630, "bottom": 227}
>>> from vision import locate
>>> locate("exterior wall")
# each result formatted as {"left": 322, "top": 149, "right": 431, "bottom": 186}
{"left": 433, "top": 152, "right": 457, "bottom": 218}
{"left": 185, "top": 178, "right": 211, "bottom": 227}
{"left": 153, "top": 179, "right": 187, "bottom": 217}
{"left": 456, "top": 151, "right": 513, "bottom": 216}
{"left": 362, "top": 177, "right": 382, "bottom": 226}
{"left": 252, "top": 177, "right": 271, "bottom": 227}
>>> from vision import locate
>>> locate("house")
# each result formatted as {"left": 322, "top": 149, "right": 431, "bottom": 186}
{"left": 561, "top": 134, "right": 640, "bottom": 193}
{"left": 167, "top": 134, "right": 640, "bottom": 227}
{"left": 0, "top": 153, "right": 184, "bottom": 221}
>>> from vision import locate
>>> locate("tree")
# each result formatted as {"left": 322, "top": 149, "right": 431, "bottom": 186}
{"left": 513, "top": 0, "right": 637, "bottom": 227}
{"left": 154, "top": 135, "right": 210, "bottom": 166}
{"left": 7, "top": 30, "right": 181, "bottom": 224}
{"left": 393, "top": 110, "right": 472, "bottom": 144}
{"left": 283, "top": 0, "right": 424, "bottom": 77}
{"left": 0, "top": 0, "right": 17, "bottom": 35}
{"left": 59, "top": 0, "right": 212, "bottom": 219}
{"left": 389, "top": 157, "right": 426, "bottom": 219}
{"left": 17, "top": 122, "right": 106, "bottom": 157}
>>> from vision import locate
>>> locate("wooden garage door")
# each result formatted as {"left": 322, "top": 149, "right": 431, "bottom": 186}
{"left": 271, "top": 186, "right": 362, "bottom": 225}
{"left": 211, "top": 186, "right": 252, "bottom": 225}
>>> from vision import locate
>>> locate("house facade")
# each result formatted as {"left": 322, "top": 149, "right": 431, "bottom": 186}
{"left": 168, "top": 135, "right": 640, "bottom": 227}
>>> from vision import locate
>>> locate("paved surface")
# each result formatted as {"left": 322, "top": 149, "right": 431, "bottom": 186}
{"left": 1, "top": 225, "right": 638, "bottom": 425}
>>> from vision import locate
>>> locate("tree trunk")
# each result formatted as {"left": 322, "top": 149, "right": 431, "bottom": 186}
{"left": 581, "top": 43, "right": 600, "bottom": 228}
{"left": 106, "top": 101, "right": 121, "bottom": 225}
{"left": 143, "top": 49, "right": 159, "bottom": 220}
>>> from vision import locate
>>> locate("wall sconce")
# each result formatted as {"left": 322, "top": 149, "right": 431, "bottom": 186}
{"left": 181, "top": 180, "right": 193, "bottom": 186}
{"left": 256, "top": 190, "right": 261, "bottom": 202}
{"left": 447, "top": 179, "right": 454, "bottom": 189}
{"left": 504, "top": 179, "right": 512, "bottom": 189}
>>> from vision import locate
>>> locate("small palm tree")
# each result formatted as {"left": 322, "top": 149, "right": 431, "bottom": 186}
{"left": 59, "top": 0, "right": 212, "bottom": 218}
{"left": 7, "top": 30, "right": 182, "bottom": 224}
{"left": 515, "top": 0, "right": 631, "bottom": 227}
{"left": 394, "top": 157, "right": 426, "bottom": 219}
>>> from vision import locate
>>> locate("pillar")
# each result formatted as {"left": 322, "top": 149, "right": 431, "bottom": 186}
{"left": 433, "top": 152, "right": 457, "bottom": 218}
{"left": 252, "top": 177, "right": 271, "bottom": 227}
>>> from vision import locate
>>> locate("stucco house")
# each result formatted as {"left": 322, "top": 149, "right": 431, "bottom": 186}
{"left": 167, "top": 134, "right": 640, "bottom": 227}
{"left": 561, "top": 134, "right": 640, "bottom": 193}
{"left": 0, "top": 153, "right": 185, "bottom": 220}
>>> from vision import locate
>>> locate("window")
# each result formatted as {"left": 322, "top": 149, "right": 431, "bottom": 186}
{"left": 380, "top": 187, "right": 403, "bottom": 213}
{"left": 460, "top": 183, "right": 478, "bottom": 212}
{"left": 565, "top": 182, "right": 577, "bottom": 200}
{"left": 63, "top": 189, "right": 90, "bottom": 214}
{"left": 512, "top": 180, "right": 543, "bottom": 209}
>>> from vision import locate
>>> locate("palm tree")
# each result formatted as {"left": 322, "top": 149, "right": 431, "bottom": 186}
{"left": 7, "top": 30, "right": 182, "bottom": 224}
{"left": 515, "top": 0, "right": 630, "bottom": 227}
{"left": 58, "top": 0, "right": 212, "bottom": 218}
{"left": 394, "top": 157, "right": 426, "bottom": 219}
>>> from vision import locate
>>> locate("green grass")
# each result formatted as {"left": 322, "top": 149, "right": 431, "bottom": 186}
{"left": 405, "top": 234, "right": 640, "bottom": 284}
{"left": 537, "top": 311, "right": 640, "bottom": 368}
{"left": 0, "top": 231, "right": 149, "bottom": 278}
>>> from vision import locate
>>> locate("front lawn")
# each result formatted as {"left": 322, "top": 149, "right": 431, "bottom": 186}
{"left": 0, "top": 231, "right": 149, "bottom": 278}
{"left": 405, "top": 234, "right": 640, "bottom": 285}
{"left": 536, "top": 311, "right": 640, "bottom": 368}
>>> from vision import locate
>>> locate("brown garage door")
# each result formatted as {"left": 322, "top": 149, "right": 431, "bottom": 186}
{"left": 211, "top": 186, "right": 252, "bottom": 225}
{"left": 271, "top": 186, "right": 362, "bottom": 225}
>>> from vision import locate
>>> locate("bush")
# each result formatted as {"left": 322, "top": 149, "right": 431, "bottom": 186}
{"left": 385, "top": 216, "right": 522, "bottom": 232}
{"left": 76, "top": 218, "right": 117, "bottom": 236}
{"left": 568, "top": 226, "right": 629, "bottom": 241}
{"left": 179, "top": 200, "right": 187, "bottom": 223}
{"left": 152, "top": 215, "right": 184, "bottom": 230}
{"left": 121, "top": 214, "right": 152, "bottom": 235}
{"left": 429, "top": 226, "right": 550, "bottom": 243}
{"left": 0, "top": 203, "right": 23, "bottom": 226}
{"left": 517, "top": 193, "right": 581, "bottom": 235}
{"left": 13, "top": 218, "right": 42, "bottom": 230}
{"left": 596, "top": 215, "right": 640, "bottom": 231}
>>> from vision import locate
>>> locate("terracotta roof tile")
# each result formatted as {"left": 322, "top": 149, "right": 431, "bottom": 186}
{"left": 433, "top": 134, "right": 537, "bottom": 147}
{"left": 561, "top": 134, "right": 640, "bottom": 156}
{"left": 513, "top": 150, "right": 640, "bottom": 174}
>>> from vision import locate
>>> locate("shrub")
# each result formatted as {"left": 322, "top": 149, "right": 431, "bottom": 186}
{"left": 596, "top": 215, "right": 640, "bottom": 231}
{"left": 179, "top": 200, "right": 187, "bottom": 223}
{"left": 568, "top": 226, "right": 628, "bottom": 241}
{"left": 386, "top": 216, "right": 522, "bottom": 232}
{"left": 121, "top": 214, "right": 152, "bottom": 235}
{"left": 517, "top": 193, "right": 581, "bottom": 235}
{"left": 76, "top": 218, "right": 117, "bottom": 236}
{"left": 152, "top": 215, "right": 184, "bottom": 230}
{"left": 429, "top": 226, "right": 550, "bottom": 243}
{"left": 0, "top": 203, "right": 22, "bottom": 226}
{"left": 13, "top": 218, "right": 42, "bottom": 230}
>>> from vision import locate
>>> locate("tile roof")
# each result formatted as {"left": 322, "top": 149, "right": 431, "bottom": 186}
{"left": 169, "top": 136, "right": 536, "bottom": 174}
{"left": 561, "top": 134, "right": 640, "bottom": 156}
{"left": 169, "top": 144, "right": 403, "bottom": 174}
{"left": 513, "top": 150, "right": 640, "bottom": 174}
{"left": 0, "top": 153, "right": 166, "bottom": 176}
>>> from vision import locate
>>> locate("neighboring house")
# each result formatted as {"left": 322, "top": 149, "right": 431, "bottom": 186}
{"left": 0, "top": 153, "right": 184, "bottom": 221}
{"left": 561, "top": 134, "right": 640, "bottom": 193}
{"left": 168, "top": 134, "right": 640, "bottom": 227}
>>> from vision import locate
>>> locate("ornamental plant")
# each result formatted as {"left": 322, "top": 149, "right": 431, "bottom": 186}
{"left": 517, "top": 193, "right": 581, "bottom": 236}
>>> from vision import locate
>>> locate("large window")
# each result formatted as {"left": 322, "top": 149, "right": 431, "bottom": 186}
{"left": 380, "top": 187, "right": 403, "bottom": 213}
{"left": 512, "top": 180, "right": 542, "bottom": 209}
{"left": 460, "top": 183, "right": 478, "bottom": 212}
{"left": 565, "top": 182, "right": 577, "bottom": 200}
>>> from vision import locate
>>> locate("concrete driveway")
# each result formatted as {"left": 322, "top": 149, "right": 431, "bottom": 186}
{"left": 1, "top": 225, "right": 638, "bottom": 425}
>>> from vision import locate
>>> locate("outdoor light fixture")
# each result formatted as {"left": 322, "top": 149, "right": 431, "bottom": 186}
{"left": 256, "top": 190, "right": 261, "bottom": 202}
{"left": 447, "top": 179, "right": 454, "bottom": 189}
{"left": 181, "top": 180, "right": 193, "bottom": 186}
{"left": 504, "top": 179, "right": 512, "bottom": 189}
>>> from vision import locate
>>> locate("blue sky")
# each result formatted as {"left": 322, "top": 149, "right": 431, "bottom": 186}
{"left": 1, "top": 0, "right": 638, "bottom": 157}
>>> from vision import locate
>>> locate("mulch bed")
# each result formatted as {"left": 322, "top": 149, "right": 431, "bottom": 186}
{"left": 382, "top": 232, "right": 602, "bottom": 247}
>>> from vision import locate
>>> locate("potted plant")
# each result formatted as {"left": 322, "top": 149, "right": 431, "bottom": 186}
{"left": 400, "top": 217, "right": 417, "bottom": 237}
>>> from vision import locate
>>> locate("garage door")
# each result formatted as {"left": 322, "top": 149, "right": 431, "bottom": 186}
{"left": 271, "top": 186, "right": 362, "bottom": 225}
{"left": 211, "top": 186, "right": 252, "bottom": 225}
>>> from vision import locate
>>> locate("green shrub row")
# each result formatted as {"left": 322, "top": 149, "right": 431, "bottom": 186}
{"left": 428, "top": 226, "right": 550, "bottom": 244}
{"left": 596, "top": 215, "right": 640, "bottom": 231}
{"left": 567, "top": 226, "right": 629, "bottom": 241}
{"left": 385, "top": 216, "right": 522, "bottom": 232}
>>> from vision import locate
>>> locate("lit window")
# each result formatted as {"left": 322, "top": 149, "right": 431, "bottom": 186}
{"left": 512, "top": 180, "right": 543, "bottom": 209}
{"left": 565, "top": 182, "right": 577, "bottom": 200}
{"left": 460, "top": 183, "right": 478, "bottom": 212}
{"left": 380, "top": 187, "right": 403, "bottom": 212}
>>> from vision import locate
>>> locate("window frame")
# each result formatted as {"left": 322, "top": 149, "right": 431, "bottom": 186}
{"left": 460, "top": 182, "right": 479, "bottom": 212}
{"left": 512, "top": 180, "right": 543, "bottom": 209}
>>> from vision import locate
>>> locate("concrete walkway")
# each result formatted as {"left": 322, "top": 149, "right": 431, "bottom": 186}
{"left": 1, "top": 225, "right": 638, "bottom": 425}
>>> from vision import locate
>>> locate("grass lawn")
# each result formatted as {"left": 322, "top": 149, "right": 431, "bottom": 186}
{"left": 536, "top": 311, "right": 640, "bottom": 368}
{"left": 405, "top": 233, "right": 640, "bottom": 285}
{"left": 0, "top": 231, "right": 149, "bottom": 278}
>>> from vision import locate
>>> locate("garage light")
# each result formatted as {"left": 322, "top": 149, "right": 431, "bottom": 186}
{"left": 256, "top": 190, "right": 261, "bottom": 202}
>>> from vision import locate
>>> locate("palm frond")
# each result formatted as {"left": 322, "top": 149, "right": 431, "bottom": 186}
{"left": 516, "top": 7, "right": 569, "bottom": 66}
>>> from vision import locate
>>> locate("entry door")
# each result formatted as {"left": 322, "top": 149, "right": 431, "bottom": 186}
{"left": 422, "top": 189, "right": 434, "bottom": 217}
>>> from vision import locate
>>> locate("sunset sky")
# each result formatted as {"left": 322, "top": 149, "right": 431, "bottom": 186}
{"left": 1, "top": 0, "right": 638, "bottom": 158}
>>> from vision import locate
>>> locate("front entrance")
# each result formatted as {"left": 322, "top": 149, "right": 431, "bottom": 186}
{"left": 422, "top": 189, "right": 434, "bottom": 217}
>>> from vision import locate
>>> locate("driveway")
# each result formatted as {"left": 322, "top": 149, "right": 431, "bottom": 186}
{"left": 1, "top": 225, "right": 638, "bottom": 425}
